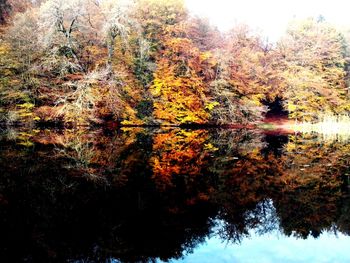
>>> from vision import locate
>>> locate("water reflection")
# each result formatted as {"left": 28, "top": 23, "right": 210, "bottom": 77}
{"left": 0, "top": 127, "right": 350, "bottom": 262}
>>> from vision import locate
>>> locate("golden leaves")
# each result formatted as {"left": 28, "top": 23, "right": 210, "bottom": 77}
{"left": 150, "top": 37, "right": 214, "bottom": 124}
{"left": 279, "top": 18, "right": 348, "bottom": 121}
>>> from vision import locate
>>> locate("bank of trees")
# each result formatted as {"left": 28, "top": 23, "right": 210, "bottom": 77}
{"left": 278, "top": 19, "right": 350, "bottom": 121}
{"left": 1, "top": 0, "right": 350, "bottom": 126}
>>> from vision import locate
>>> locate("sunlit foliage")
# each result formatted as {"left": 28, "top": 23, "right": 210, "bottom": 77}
{"left": 278, "top": 18, "right": 350, "bottom": 121}
{"left": 1, "top": 2, "right": 350, "bottom": 126}
{"left": 151, "top": 37, "right": 215, "bottom": 124}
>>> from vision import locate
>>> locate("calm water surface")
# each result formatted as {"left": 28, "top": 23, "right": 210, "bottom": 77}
{"left": 1, "top": 127, "right": 350, "bottom": 262}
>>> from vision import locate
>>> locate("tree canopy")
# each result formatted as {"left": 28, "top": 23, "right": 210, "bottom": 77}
{"left": 1, "top": 1, "right": 350, "bottom": 126}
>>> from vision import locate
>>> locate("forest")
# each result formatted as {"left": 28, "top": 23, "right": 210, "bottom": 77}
{"left": 1, "top": 1, "right": 350, "bottom": 261}
{"left": 1, "top": 0, "right": 350, "bottom": 127}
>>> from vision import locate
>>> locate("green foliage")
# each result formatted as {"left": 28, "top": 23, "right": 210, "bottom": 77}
{"left": 133, "top": 57, "right": 154, "bottom": 87}
{"left": 136, "top": 99, "right": 153, "bottom": 119}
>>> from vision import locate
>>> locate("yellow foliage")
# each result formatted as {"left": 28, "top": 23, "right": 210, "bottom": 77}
{"left": 205, "top": 102, "right": 220, "bottom": 111}
{"left": 0, "top": 43, "right": 10, "bottom": 55}
{"left": 204, "top": 143, "right": 219, "bottom": 151}
{"left": 18, "top": 141, "right": 34, "bottom": 147}
{"left": 150, "top": 37, "right": 215, "bottom": 124}
{"left": 18, "top": 103, "right": 35, "bottom": 110}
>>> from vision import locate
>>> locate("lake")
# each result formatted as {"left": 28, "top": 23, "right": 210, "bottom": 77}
{"left": 1, "top": 126, "right": 350, "bottom": 262}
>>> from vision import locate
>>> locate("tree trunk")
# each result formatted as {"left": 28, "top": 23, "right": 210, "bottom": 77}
{"left": 106, "top": 34, "right": 115, "bottom": 77}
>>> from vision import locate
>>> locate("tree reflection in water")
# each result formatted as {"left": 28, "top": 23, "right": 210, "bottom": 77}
{"left": 0, "top": 127, "right": 349, "bottom": 262}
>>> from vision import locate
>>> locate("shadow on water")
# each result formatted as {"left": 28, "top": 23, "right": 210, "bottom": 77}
{"left": 1, "top": 127, "right": 350, "bottom": 262}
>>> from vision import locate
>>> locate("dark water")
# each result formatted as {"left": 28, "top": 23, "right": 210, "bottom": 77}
{"left": 1, "top": 127, "right": 350, "bottom": 262}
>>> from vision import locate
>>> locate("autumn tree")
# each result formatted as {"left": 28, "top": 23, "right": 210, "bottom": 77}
{"left": 186, "top": 16, "right": 223, "bottom": 52}
{"left": 208, "top": 25, "right": 283, "bottom": 124}
{"left": 7, "top": 8, "right": 39, "bottom": 75}
{"left": 135, "top": 0, "right": 187, "bottom": 52}
{"left": 278, "top": 18, "right": 350, "bottom": 121}
{"left": 36, "top": 0, "right": 97, "bottom": 74}
{"left": 132, "top": 0, "right": 188, "bottom": 87}
{"left": 99, "top": 0, "right": 139, "bottom": 74}
{"left": 151, "top": 37, "right": 216, "bottom": 124}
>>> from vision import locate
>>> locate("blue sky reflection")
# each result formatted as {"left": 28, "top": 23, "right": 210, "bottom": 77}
{"left": 167, "top": 231, "right": 350, "bottom": 263}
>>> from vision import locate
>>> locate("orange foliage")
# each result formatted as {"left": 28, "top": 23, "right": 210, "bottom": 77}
{"left": 151, "top": 38, "right": 216, "bottom": 124}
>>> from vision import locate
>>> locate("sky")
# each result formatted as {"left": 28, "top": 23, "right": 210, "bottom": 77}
{"left": 185, "top": 0, "right": 350, "bottom": 41}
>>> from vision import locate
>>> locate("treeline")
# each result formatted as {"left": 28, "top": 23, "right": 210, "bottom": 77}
{"left": 0, "top": 0, "right": 350, "bottom": 126}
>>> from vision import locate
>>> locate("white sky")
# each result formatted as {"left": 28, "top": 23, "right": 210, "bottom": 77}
{"left": 185, "top": 0, "right": 350, "bottom": 41}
